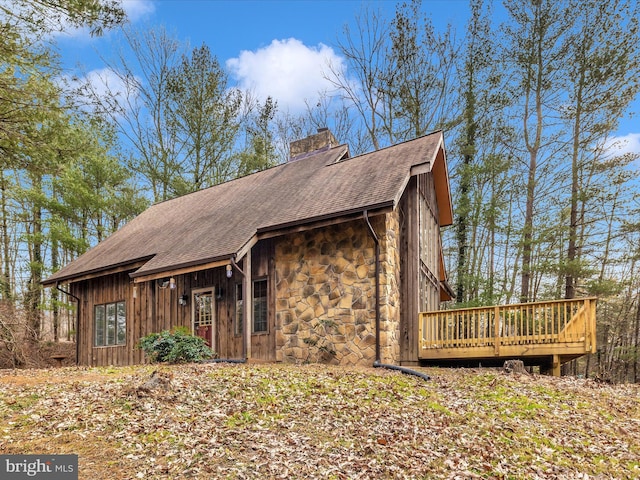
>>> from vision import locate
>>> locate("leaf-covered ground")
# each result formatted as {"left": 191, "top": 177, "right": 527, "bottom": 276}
{"left": 0, "top": 363, "right": 638, "bottom": 479}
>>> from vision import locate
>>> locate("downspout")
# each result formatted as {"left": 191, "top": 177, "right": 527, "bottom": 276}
{"left": 55, "top": 283, "right": 80, "bottom": 366}
{"left": 364, "top": 211, "right": 430, "bottom": 382}
{"left": 363, "top": 210, "right": 381, "bottom": 363}
{"left": 204, "top": 255, "right": 247, "bottom": 364}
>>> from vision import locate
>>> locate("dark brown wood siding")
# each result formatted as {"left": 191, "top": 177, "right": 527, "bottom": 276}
{"left": 72, "top": 265, "right": 247, "bottom": 366}
{"left": 168, "top": 267, "right": 244, "bottom": 359}
{"left": 399, "top": 173, "right": 442, "bottom": 365}
{"left": 250, "top": 239, "right": 276, "bottom": 361}
{"left": 399, "top": 177, "right": 419, "bottom": 363}
{"left": 71, "top": 271, "right": 138, "bottom": 367}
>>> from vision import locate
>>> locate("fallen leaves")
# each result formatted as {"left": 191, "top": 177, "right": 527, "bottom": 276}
{"left": 0, "top": 364, "right": 639, "bottom": 479}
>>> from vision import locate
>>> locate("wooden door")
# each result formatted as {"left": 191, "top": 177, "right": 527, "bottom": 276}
{"left": 192, "top": 288, "right": 215, "bottom": 350}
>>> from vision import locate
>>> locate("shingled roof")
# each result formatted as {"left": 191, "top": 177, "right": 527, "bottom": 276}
{"left": 43, "top": 131, "right": 451, "bottom": 286}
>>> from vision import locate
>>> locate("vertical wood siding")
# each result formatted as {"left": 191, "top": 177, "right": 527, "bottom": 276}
{"left": 71, "top": 242, "right": 277, "bottom": 366}
{"left": 399, "top": 173, "right": 443, "bottom": 364}
{"left": 251, "top": 239, "right": 276, "bottom": 361}
{"left": 400, "top": 177, "right": 419, "bottom": 363}
{"left": 71, "top": 271, "right": 138, "bottom": 367}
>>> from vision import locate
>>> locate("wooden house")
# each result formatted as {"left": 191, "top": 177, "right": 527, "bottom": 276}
{"left": 43, "top": 129, "right": 454, "bottom": 367}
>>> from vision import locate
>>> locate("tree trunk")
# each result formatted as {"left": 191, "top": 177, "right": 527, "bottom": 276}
{"left": 26, "top": 174, "right": 43, "bottom": 341}
{"left": 634, "top": 292, "right": 640, "bottom": 383}
{"left": 565, "top": 60, "right": 585, "bottom": 301}
{"left": 0, "top": 172, "right": 11, "bottom": 301}
{"left": 51, "top": 236, "right": 59, "bottom": 342}
{"left": 520, "top": 152, "right": 536, "bottom": 303}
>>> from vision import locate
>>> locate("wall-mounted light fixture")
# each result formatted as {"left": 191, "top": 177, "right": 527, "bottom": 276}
{"left": 132, "top": 285, "right": 137, "bottom": 299}
{"left": 179, "top": 294, "right": 188, "bottom": 306}
{"left": 226, "top": 264, "right": 233, "bottom": 279}
{"left": 169, "top": 277, "right": 176, "bottom": 289}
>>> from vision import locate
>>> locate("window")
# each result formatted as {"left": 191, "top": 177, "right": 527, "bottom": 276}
{"left": 195, "top": 292, "right": 213, "bottom": 327}
{"left": 252, "top": 279, "right": 267, "bottom": 333}
{"left": 94, "top": 301, "right": 126, "bottom": 347}
{"left": 192, "top": 289, "right": 215, "bottom": 348}
{"left": 235, "top": 283, "right": 243, "bottom": 336}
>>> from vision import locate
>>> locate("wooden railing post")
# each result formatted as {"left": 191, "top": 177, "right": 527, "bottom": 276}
{"left": 585, "top": 298, "right": 597, "bottom": 353}
{"left": 417, "top": 298, "right": 597, "bottom": 368}
{"left": 494, "top": 305, "right": 500, "bottom": 356}
{"left": 418, "top": 313, "right": 424, "bottom": 352}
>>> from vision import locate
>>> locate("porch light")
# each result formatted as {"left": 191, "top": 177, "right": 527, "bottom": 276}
{"left": 169, "top": 277, "right": 176, "bottom": 289}
{"left": 226, "top": 264, "right": 233, "bottom": 278}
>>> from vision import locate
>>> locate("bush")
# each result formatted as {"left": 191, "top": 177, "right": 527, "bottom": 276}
{"left": 138, "top": 327, "right": 214, "bottom": 364}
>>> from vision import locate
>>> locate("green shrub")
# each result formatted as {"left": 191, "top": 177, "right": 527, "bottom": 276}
{"left": 138, "top": 327, "right": 214, "bottom": 364}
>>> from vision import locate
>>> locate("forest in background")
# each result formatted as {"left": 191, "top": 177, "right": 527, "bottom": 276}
{"left": 1, "top": 0, "right": 639, "bottom": 382}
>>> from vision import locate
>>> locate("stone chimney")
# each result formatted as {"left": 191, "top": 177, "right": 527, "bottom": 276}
{"left": 289, "top": 128, "right": 339, "bottom": 161}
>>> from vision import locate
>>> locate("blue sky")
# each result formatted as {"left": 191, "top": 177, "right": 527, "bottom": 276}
{"left": 56, "top": 0, "right": 470, "bottom": 112}
{"left": 54, "top": 0, "right": 639, "bottom": 156}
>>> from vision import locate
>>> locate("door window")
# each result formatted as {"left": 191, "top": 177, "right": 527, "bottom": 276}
{"left": 193, "top": 289, "right": 214, "bottom": 348}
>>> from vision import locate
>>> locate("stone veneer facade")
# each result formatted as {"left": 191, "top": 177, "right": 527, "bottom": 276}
{"left": 275, "top": 213, "right": 401, "bottom": 365}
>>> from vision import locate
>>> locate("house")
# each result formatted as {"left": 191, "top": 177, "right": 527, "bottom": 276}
{"left": 43, "top": 129, "right": 454, "bottom": 367}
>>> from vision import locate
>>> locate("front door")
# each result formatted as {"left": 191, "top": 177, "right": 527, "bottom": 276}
{"left": 192, "top": 288, "right": 215, "bottom": 350}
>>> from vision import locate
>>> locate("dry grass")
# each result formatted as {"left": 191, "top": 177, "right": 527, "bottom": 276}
{"left": 1, "top": 363, "right": 639, "bottom": 479}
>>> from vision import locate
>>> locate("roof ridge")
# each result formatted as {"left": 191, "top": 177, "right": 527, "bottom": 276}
{"left": 150, "top": 143, "right": 351, "bottom": 207}
{"left": 329, "top": 130, "right": 443, "bottom": 165}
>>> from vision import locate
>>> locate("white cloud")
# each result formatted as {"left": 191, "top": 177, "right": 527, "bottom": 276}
{"left": 55, "top": 0, "right": 155, "bottom": 41}
{"left": 63, "top": 68, "right": 140, "bottom": 117}
{"left": 83, "top": 68, "right": 138, "bottom": 100}
{"left": 122, "top": 0, "right": 156, "bottom": 23}
{"left": 602, "top": 133, "right": 640, "bottom": 160}
{"left": 226, "top": 38, "right": 345, "bottom": 113}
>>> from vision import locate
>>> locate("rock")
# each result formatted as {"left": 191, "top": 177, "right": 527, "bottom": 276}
{"left": 503, "top": 359, "right": 531, "bottom": 376}
{"left": 135, "top": 370, "right": 172, "bottom": 396}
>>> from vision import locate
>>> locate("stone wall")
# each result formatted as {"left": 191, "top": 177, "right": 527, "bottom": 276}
{"left": 289, "top": 129, "right": 338, "bottom": 159}
{"left": 274, "top": 215, "right": 401, "bottom": 366}
{"left": 379, "top": 211, "right": 401, "bottom": 362}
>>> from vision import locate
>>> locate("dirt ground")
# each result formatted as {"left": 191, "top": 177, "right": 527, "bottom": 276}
{"left": 1, "top": 363, "right": 639, "bottom": 479}
{"left": 0, "top": 340, "right": 76, "bottom": 370}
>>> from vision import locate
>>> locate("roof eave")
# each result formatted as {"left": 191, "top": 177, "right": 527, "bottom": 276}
{"left": 256, "top": 201, "right": 395, "bottom": 235}
{"left": 432, "top": 136, "right": 454, "bottom": 226}
{"left": 129, "top": 255, "right": 233, "bottom": 281}
{"left": 41, "top": 256, "right": 155, "bottom": 287}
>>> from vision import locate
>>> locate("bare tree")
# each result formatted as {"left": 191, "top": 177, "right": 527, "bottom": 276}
{"left": 502, "top": 0, "right": 574, "bottom": 303}
{"left": 82, "top": 25, "right": 185, "bottom": 202}
{"left": 562, "top": 0, "right": 640, "bottom": 299}
{"left": 326, "top": 5, "right": 390, "bottom": 150}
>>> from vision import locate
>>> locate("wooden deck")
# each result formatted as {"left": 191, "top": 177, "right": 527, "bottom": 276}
{"left": 418, "top": 298, "right": 597, "bottom": 375}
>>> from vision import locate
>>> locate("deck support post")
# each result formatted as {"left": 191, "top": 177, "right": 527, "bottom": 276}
{"left": 540, "top": 355, "right": 561, "bottom": 376}
{"left": 551, "top": 354, "right": 561, "bottom": 376}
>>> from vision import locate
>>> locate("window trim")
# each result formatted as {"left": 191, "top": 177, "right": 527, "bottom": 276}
{"left": 192, "top": 287, "right": 216, "bottom": 348}
{"left": 252, "top": 278, "right": 268, "bottom": 334}
{"left": 94, "top": 300, "right": 126, "bottom": 347}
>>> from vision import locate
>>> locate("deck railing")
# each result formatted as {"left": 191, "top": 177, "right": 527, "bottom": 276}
{"left": 419, "top": 297, "right": 597, "bottom": 358}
